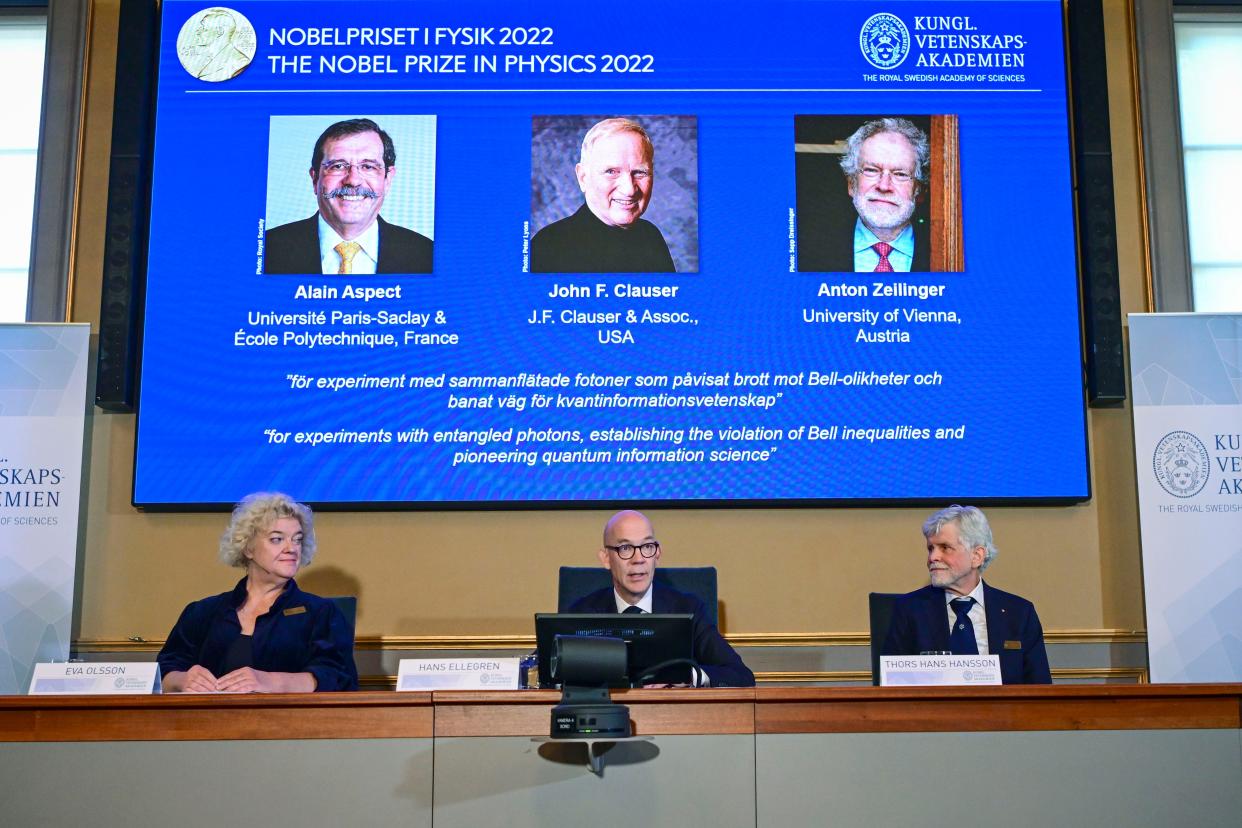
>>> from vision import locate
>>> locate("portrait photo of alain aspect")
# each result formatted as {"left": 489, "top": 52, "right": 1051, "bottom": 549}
{"left": 263, "top": 115, "right": 436, "bottom": 275}
{"left": 529, "top": 115, "right": 698, "bottom": 274}
{"left": 794, "top": 114, "right": 964, "bottom": 273}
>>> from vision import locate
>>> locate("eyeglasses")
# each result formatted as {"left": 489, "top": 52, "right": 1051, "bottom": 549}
{"left": 605, "top": 541, "right": 660, "bottom": 559}
{"left": 858, "top": 165, "right": 913, "bottom": 184}
{"left": 320, "top": 160, "right": 386, "bottom": 177}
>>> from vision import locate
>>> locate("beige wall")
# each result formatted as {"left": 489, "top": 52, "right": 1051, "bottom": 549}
{"left": 70, "top": 1, "right": 1150, "bottom": 643}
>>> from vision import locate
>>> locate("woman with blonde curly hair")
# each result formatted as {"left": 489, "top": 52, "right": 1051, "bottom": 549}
{"left": 158, "top": 492, "right": 357, "bottom": 692}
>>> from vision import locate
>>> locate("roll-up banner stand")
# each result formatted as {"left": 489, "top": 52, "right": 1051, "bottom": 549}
{"left": 1130, "top": 313, "right": 1242, "bottom": 683}
{"left": 0, "top": 323, "right": 90, "bottom": 694}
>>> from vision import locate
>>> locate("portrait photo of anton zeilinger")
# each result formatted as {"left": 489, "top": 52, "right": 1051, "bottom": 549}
{"left": 795, "top": 114, "right": 963, "bottom": 273}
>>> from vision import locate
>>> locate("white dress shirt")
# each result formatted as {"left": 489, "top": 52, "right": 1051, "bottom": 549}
{"left": 612, "top": 586, "right": 654, "bottom": 614}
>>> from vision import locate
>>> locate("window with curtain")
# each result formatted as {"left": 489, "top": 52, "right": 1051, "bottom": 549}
{"left": 1175, "top": 16, "right": 1242, "bottom": 312}
{"left": 0, "top": 13, "right": 46, "bottom": 322}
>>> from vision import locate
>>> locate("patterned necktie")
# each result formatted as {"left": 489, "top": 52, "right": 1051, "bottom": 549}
{"left": 948, "top": 598, "right": 978, "bottom": 655}
{"left": 622, "top": 605, "right": 644, "bottom": 614}
{"left": 334, "top": 241, "right": 361, "bottom": 274}
{"left": 872, "top": 241, "right": 894, "bottom": 272}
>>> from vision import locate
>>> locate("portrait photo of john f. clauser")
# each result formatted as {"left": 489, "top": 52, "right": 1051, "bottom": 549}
{"left": 529, "top": 115, "right": 699, "bottom": 274}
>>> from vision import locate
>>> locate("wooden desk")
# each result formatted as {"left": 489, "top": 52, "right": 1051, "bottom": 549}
{"left": 0, "top": 691, "right": 433, "bottom": 741}
{"left": 433, "top": 688, "right": 755, "bottom": 735}
{"left": 754, "top": 683, "right": 1242, "bottom": 732}
{"left": 753, "top": 685, "right": 1242, "bottom": 827}
{"left": 2, "top": 686, "right": 1239, "bottom": 827}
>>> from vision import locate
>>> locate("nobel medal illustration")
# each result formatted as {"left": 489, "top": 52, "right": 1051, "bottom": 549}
{"left": 176, "top": 7, "right": 256, "bottom": 83}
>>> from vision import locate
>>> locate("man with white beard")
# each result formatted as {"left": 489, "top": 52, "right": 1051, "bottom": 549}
{"left": 838, "top": 117, "right": 929, "bottom": 273}
{"left": 882, "top": 505, "right": 1052, "bottom": 685}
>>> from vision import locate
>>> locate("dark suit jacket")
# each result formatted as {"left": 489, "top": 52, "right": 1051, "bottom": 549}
{"left": 798, "top": 221, "right": 929, "bottom": 272}
{"left": 157, "top": 577, "right": 358, "bottom": 691}
{"left": 882, "top": 583, "right": 1052, "bottom": 684}
{"left": 568, "top": 586, "right": 755, "bottom": 687}
{"left": 263, "top": 215, "right": 433, "bottom": 274}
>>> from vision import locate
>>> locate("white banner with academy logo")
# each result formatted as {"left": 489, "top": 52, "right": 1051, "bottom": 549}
{"left": 0, "top": 323, "right": 90, "bottom": 694}
{"left": 1130, "top": 313, "right": 1242, "bottom": 683}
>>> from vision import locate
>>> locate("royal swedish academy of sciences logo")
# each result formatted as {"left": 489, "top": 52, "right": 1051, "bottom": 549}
{"left": 859, "top": 13, "right": 911, "bottom": 70}
{"left": 1153, "top": 430, "right": 1210, "bottom": 498}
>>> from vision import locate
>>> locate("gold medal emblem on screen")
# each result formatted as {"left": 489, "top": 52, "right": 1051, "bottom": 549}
{"left": 176, "top": 7, "right": 257, "bottom": 83}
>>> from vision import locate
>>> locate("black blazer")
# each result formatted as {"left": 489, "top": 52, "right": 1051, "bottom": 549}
{"left": 263, "top": 215, "right": 433, "bottom": 274}
{"left": 881, "top": 582, "right": 1052, "bottom": 684}
{"left": 157, "top": 578, "right": 358, "bottom": 691}
{"left": 568, "top": 586, "right": 755, "bottom": 687}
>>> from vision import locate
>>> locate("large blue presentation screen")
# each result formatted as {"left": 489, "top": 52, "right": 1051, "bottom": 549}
{"left": 134, "top": 0, "right": 1089, "bottom": 507}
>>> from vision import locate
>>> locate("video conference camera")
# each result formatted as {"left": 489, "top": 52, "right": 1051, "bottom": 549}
{"left": 549, "top": 635, "right": 631, "bottom": 738}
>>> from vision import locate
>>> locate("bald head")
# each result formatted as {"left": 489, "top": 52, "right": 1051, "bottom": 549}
{"left": 598, "top": 510, "right": 661, "bottom": 604}
{"left": 603, "top": 509, "right": 652, "bottom": 546}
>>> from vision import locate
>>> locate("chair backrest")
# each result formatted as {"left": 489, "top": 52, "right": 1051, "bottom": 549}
{"left": 558, "top": 566, "right": 719, "bottom": 627}
{"left": 868, "top": 592, "right": 901, "bottom": 686}
{"left": 328, "top": 596, "right": 358, "bottom": 641}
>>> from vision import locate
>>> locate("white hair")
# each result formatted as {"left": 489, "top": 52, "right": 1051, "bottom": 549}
{"left": 922, "top": 504, "right": 997, "bottom": 570}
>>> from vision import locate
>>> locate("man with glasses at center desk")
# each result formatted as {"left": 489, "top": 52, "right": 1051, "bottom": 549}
{"left": 567, "top": 510, "right": 755, "bottom": 687}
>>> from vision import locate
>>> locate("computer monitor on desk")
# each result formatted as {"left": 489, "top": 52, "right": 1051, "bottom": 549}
{"left": 535, "top": 613, "right": 694, "bottom": 689}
